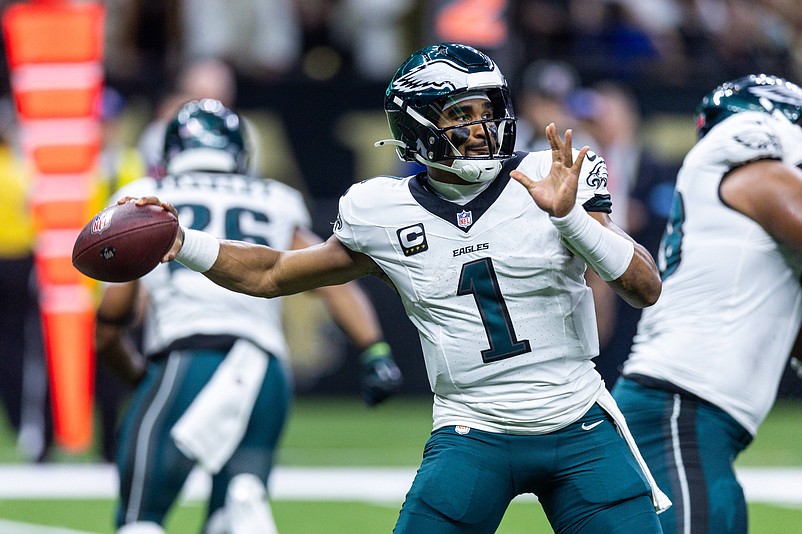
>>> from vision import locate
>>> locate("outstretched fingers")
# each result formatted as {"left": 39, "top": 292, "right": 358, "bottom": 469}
{"left": 510, "top": 169, "right": 534, "bottom": 189}
{"left": 546, "top": 123, "right": 563, "bottom": 160}
{"left": 547, "top": 123, "right": 585, "bottom": 168}
{"left": 573, "top": 145, "right": 590, "bottom": 173}
{"left": 550, "top": 124, "right": 578, "bottom": 169}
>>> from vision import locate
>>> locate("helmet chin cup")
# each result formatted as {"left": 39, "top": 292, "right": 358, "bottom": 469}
{"left": 416, "top": 156, "right": 502, "bottom": 183}
{"left": 451, "top": 159, "right": 503, "bottom": 183}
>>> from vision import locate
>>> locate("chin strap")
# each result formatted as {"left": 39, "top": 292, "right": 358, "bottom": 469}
{"left": 375, "top": 139, "right": 501, "bottom": 183}
{"left": 451, "top": 159, "right": 502, "bottom": 182}
{"left": 419, "top": 156, "right": 501, "bottom": 183}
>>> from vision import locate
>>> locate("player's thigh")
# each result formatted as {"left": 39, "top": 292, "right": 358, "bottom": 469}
{"left": 209, "top": 355, "right": 292, "bottom": 511}
{"left": 612, "top": 379, "right": 678, "bottom": 531}
{"left": 116, "top": 351, "right": 223, "bottom": 525}
{"left": 613, "top": 378, "right": 751, "bottom": 534}
{"left": 540, "top": 405, "right": 660, "bottom": 534}
{"left": 394, "top": 426, "right": 514, "bottom": 534}
{"left": 611, "top": 378, "right": 673, "bottom": 485}
{"left": 695, "top": 400, "right": 751, "bottom": 534}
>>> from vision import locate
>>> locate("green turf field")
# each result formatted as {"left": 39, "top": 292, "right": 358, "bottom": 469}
{"left": 0, "top": 396, "right": 800, "bottom": 533}
{"left": 1, "top": 496, "right": 801, "bottom": 534}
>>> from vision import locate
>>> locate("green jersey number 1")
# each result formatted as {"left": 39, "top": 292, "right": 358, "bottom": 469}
{"left": 458, "top": 257, "right": 531, "bottom": 363}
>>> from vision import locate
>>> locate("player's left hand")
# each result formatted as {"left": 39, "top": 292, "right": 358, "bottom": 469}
{"left": 117, "top": 196, "right": 184, "bottom": 261}
{"left": 511, "top": 123, "right": 589, "bottom": 218}
{"left": 359, "top": 341, "right": 403, "bottom": 407}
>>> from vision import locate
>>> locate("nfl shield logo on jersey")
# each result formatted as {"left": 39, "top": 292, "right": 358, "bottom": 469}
{"left": 457, "top": 210, "right": 473, "bottom": 228}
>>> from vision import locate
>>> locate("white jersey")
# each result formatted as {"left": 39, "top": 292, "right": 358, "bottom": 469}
{"left": 623, "top": 111, "right": 802, "bottom": 435}
{"left": 335, "top": 151, "right": 614, "bottom": 434}
{"left": 113, "top": 172, "right": 311, "bottom": 361}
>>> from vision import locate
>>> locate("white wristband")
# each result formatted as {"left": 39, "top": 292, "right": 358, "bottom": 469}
{"left": 175, "top": 227, "right": 220, "bottom": 273}
{"left": 550, "top": 204, "right": 634, "bottom": 281}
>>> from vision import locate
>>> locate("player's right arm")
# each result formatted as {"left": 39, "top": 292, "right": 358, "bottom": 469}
{"left": 209, "top": 234, "right": 377, "bottom": 298}
{"left": 123, "top": 196, "right": 379, "bottom": 299}
{"left": 720, "top": 159, "right": 802, "bottom": 250}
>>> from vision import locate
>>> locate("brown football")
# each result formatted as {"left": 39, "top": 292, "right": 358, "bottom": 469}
{"left": 72, "top": 201, "right": 179, "bottom": 283}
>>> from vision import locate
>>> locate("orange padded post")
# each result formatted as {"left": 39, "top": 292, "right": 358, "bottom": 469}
{"left": 4, "top": 2, "right": 104, "bottom": 66}
{"left": 3, "top": 0, "right": 104, "bottom": 452}
{"left": 39, "top": 285, "right": 95, "bottom": 451}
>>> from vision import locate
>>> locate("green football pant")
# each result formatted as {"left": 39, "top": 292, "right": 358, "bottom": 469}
{"left": 115, "top": 347, "right": 290, "bottom": 528}
{"left": 394, "top": 404, "right": 662, "bottom": 533}
{"left": 612, "top": 377, "right": 753, "bottom": 534}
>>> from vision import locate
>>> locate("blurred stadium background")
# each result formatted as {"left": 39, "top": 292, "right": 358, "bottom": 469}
{"left": 0, "top": 0, "right": 801, "bottom": 532}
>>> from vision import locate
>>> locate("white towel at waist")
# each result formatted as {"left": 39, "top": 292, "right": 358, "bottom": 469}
{"left": 170, "top": 338, "right": 268, "bottom": 474}
{"left": 597, "top": 387, "right": 673, "bottom": 514}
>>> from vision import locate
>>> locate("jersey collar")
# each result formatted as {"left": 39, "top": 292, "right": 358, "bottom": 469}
{"left": 409, "top": 153, "right": 525, "bottom": 232}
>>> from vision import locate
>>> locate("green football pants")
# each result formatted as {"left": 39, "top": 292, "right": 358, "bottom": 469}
{"left": 115, "top": 347, "right": 290, "bottom": 529}
{"left": 394, "top": 404, "right": 662, "bottom": 533}
{"left": 612, "top": 377, "right": 753, "bottom": 534}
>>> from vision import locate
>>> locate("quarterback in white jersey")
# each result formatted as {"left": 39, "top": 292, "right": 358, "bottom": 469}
{"left": 335, "top": 149, "right": 610, "bottom": 434}
{"left": 131, "top": 45, "right": 667, "bottom": 533}
{"left": 96, "top": 99, "right": 401, "bottom": 534}
{"left": 613, "top": 74, "right": 802, "bottom": 534}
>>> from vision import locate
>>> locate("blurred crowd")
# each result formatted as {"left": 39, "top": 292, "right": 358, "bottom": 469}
{"left": 1, "top": 0, "right": 802, "bottom": 461}
{"left": 96, "top": 0, "right": 802, "bottom": 113}
{"left": 507, "top": 0, "right": 802, "bottom": 98}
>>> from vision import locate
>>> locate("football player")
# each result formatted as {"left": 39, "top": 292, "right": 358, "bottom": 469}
{"left": 126, "top": 44, "right": 667, "bottom": 533}
{"left": 613, "top": 74, "right": 802, "bottom": 534}
{"left": 97, "top": 99, "right": 402, "bottom": 534}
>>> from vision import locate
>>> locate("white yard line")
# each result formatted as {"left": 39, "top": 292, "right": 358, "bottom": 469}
{"left": 0, "top": 519, "right": 98, "bottom": 534}
{"left": 0, "top": 465, "right": 800, "bottom": 505}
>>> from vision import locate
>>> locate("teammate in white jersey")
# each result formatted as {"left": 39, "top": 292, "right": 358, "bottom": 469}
{"left": 95, "top": 99, "right": 402, "bottom": 534}
{"left": 123, "top": 44, "right": 668, "bottom": 532}
{"left": 612, "top": 74, "right": 802, "bottom": 534}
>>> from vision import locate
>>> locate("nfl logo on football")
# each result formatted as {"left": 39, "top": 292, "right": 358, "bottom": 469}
{"left": 91, "top": 209, "right": 114, "bottom": 234}
{"left": 457, "top": 210, "right": 472, "bottom": 228}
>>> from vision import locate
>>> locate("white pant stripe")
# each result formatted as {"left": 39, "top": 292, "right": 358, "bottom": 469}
{"left": 670, "top": 394, "right": 691, "bottom": 534}
{"left": 126, "top": 355, "right": 183, "bottom": 523}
